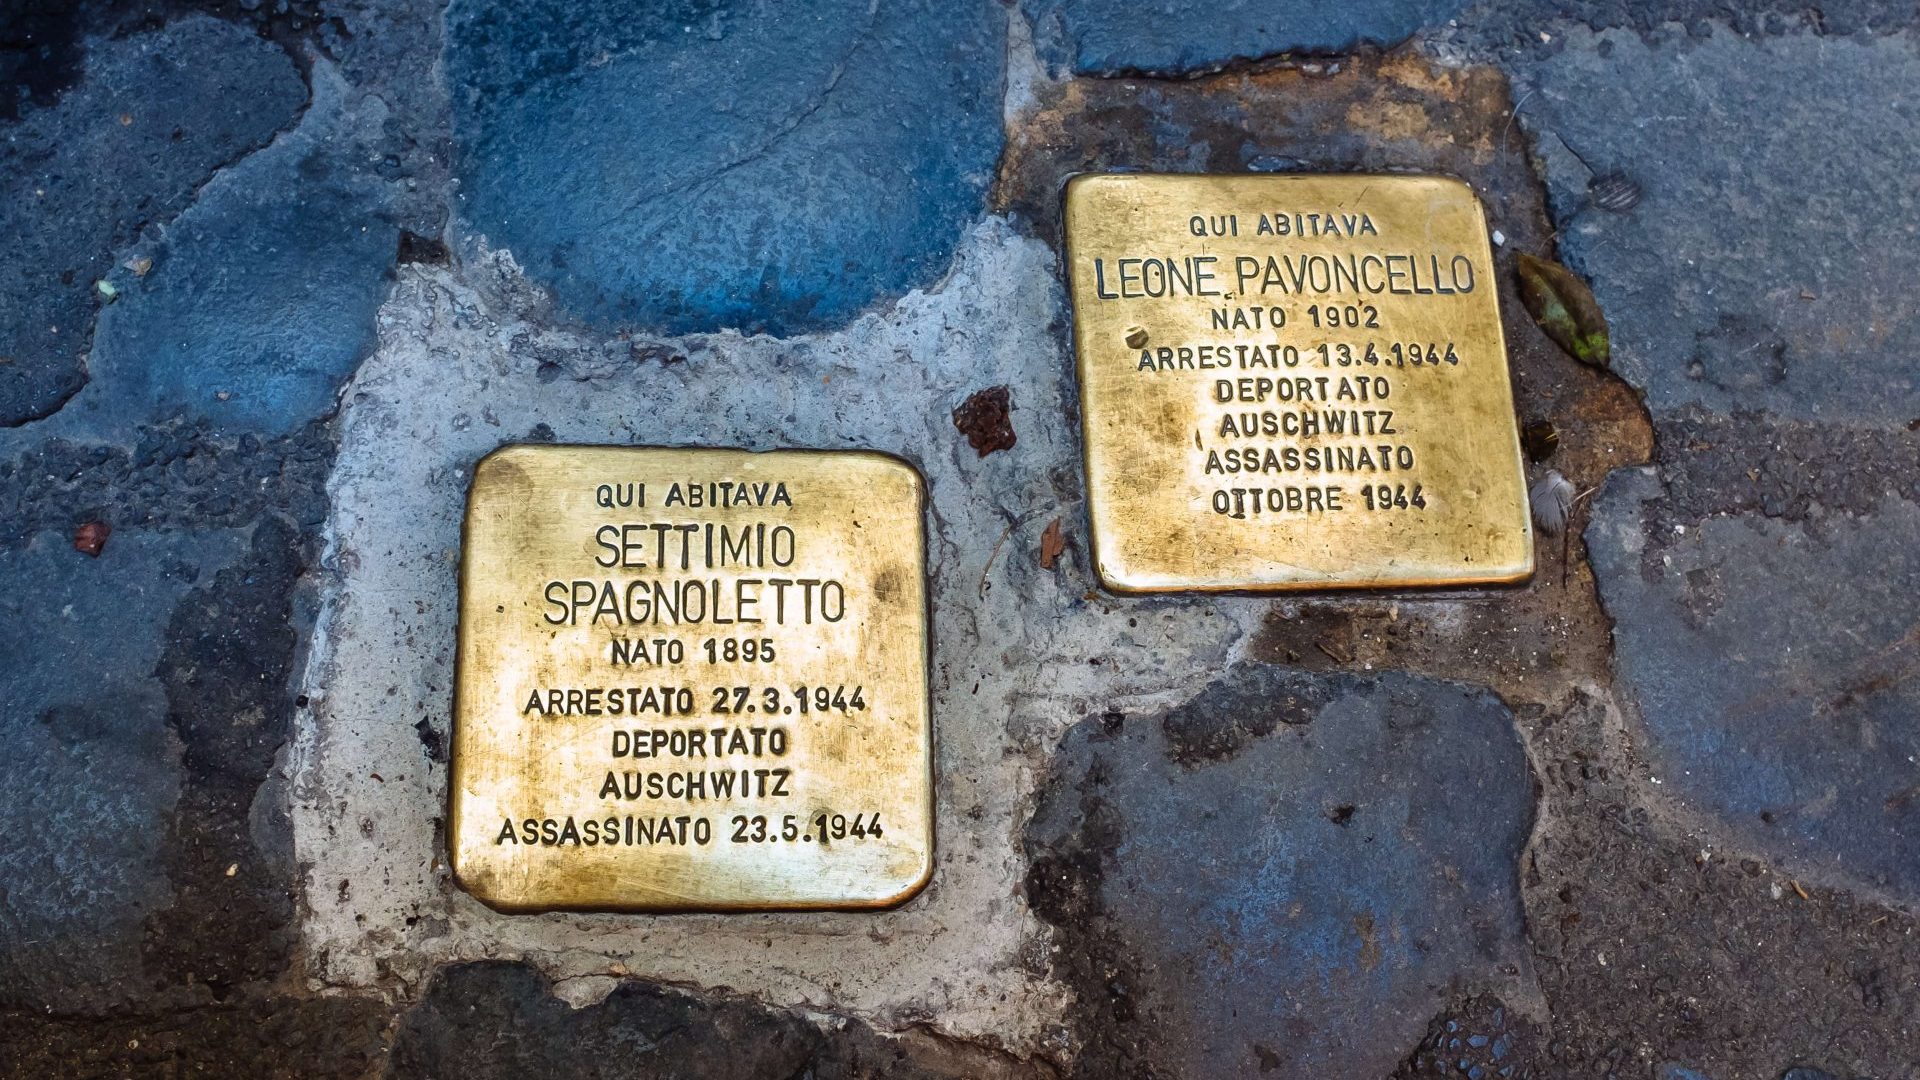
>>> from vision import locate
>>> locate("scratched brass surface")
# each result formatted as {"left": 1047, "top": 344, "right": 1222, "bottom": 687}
{"left": 450, "top": 445, "right": 931, "bottom": 912}
{"left": 1065, "top": 173, "right": 1533, "bottom": 591}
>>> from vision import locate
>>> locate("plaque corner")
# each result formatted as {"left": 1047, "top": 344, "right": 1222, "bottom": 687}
{"left": 868, "top": 848, "right": 936, "bottom": 910}
{"left": 1425, "top": 171, "right": 1481, "bottom": 203}
{"left": 1090, "top": 562, "right": 1163, "bottom": 597}
{"left": 1061, "top": 170, "right": 1110, "bottom": 199}
{"left": 856, "top": 448, "right": 929, "bottom": 502}
{"left": 1489, "top": 542, "right": 1537, "bottom": 587}
{"left": 445, "top": 848, "right": 534, "bottom": 915}
{"left": 471, "top": 439, "right": 541, "bottom": 477}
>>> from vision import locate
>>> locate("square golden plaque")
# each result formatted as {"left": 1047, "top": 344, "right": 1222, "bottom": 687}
{"left": 1065, "top": 173, "right": 1533, "bottom": 591}
{"left": 450, "top": 445, "right": 932, "bottom": 912}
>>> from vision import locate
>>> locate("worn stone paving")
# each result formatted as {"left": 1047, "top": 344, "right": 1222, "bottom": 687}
{"left": 3, "top": 2, "right": 1918, "bottom": 1078}
{"left": 447, "top": 0, "right": 1007, "bottom": 337}
{"left": 1027, "top": 668, "right": 1537, "bottom": 1078}
{"left": 0, "top": 14, "right": 306, "bottom": 426}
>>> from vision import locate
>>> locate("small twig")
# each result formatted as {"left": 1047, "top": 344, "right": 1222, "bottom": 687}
{"left": 977, "top": 510, "right": 1056, "bottom": 598}
{"left": 1563, "top": 485, "right": 1601, "bottom": 589}
{"left": 978, "top": 520, "right": 1017, "bottom": 600}
{"left": 1501, "top": 88, "right": 1536, "bottom": 150}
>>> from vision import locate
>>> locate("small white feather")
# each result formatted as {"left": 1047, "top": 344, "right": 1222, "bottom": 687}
{"left": 1530, "top": 470, "right": 1576, "bottom": 536}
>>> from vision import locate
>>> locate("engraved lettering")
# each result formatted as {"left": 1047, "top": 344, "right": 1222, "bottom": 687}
{"left": 455, "top": 446, "right": 930, "bottom": 910}
{"left": 1064, "top": 173, "right": 1532, "bottom": 591}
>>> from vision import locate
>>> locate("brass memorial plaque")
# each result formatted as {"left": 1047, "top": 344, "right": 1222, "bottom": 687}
{"left": 450, "top": 445, "right": 932, "bottom": 912}
{"left": 1065, "top": 173, "right": 1533, "bottom": 591}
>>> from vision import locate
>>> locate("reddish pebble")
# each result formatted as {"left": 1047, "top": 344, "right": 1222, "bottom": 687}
{"left": 73, "top": 521, "right": 111, "bottom": 557}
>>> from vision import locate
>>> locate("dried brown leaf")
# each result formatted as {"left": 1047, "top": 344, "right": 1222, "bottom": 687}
{"left": 1521, "top": 419, "right": 1559, "bottom": 463}
{"left": 1517, "top": 252, "right": 1610, "bottom": 368}
{"left": 1039, "top": 518, "right": 1066, "bottom": 570}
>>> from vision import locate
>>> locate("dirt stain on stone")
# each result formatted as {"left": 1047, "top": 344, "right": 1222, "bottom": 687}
{"left": 1355, "top": 912, "right": 1382, "bottom": 972}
